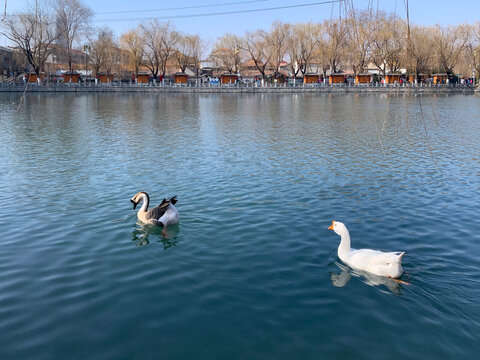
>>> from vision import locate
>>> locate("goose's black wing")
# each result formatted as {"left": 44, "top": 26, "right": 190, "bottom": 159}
{"left": 144, "top": 196, "right": 177, "bottom": 220}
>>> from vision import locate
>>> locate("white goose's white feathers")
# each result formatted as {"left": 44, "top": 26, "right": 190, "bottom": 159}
{"left": 329, "top": 221, "right": 405, "bottom": 278}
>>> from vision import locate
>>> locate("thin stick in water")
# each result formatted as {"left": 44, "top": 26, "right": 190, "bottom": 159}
{"left": 17, "top": 81, "right": 29, "bottom": 111}
{"left": 1, "top": 0, "right": 6, "bottom": 21}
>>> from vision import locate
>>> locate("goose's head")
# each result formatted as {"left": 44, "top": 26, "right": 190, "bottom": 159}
{"left": 328, "top": 221, "right": 349, "bottom": 236}
{"left": 130, "top": 191, "right": 148, "bottom": 210}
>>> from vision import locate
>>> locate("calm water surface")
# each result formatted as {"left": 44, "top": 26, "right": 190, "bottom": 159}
{"left": 0, "top": 93, "right": 479, "bottom": 359}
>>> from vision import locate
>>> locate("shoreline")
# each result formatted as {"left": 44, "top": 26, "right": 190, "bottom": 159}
{"left": 0, "top": 83, "right": 476, "bottom": 95}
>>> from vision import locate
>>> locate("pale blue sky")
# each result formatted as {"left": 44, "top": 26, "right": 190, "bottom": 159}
{"left": 2, "top": 0, "right": 480, "bottom": 47}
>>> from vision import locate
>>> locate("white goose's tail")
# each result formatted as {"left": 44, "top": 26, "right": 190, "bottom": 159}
{"left": 393, "top": 251, "right": 405, "bottom": 263}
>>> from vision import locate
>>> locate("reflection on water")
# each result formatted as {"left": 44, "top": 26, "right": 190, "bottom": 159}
{"left": 131, "top": 222, "right": 179, "bottom": 249}
{"left": 330, "top": 261, "right": 407, "bottom": 295}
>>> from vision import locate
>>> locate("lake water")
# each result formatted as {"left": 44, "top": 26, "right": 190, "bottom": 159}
{"left": 0, "top": 93, "right": 479, "bottom": 359}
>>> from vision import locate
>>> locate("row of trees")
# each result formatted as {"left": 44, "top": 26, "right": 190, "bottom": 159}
{"left": 212, "top": 14, "right": 480, "bottom": 82}
{"left": 2, "top": 0, "right": 92, "bottom": 76}
{"left": 118, "top": 21, "right": 204, "bottom": 80}
{"left": 0, "top": 0, "right": 206, "bottom": 80}
{"left": 2, "top": 0, "right": 480, "bottom": 82}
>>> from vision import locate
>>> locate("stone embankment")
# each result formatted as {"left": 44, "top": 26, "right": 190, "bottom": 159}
{"left": 0, "top": 83, "right": 476, "bottom": 95}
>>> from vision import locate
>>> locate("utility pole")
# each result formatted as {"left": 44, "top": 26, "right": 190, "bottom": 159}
{"left": 83, "top": 44, "right": 90, "bottom": 80}
{"left": 405, "top": 0, "right": 412, "bottom": 83}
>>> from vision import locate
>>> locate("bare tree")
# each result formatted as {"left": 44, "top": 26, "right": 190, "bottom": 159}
{"left": 174, "top": 33, "right": 205, "bottom": 81}
{"left": 1, "top": 0, "right": 57, "bottom": 81}
{"left": 432, "top": 24, "right": 469, "bottom": 78}
{"left": 264, "top": 21, "right": 290, "bottom": 78}
{"left": 301, "top": 23, "right": 321, "bottom": 75}
{"left": 174, "top": 34, "right": 189, "bottom": 73}
{"left": 174, "top": 34, "right": 196, "bottom": 73}
{"left": 455, "top": 45, "right": 473, "bottom": 82}
{"left": 312, "top": 23, "right": 330, "bottom": 80}
{"left": 189, "top": 35, "right": 207, "bottom": 81}
{"left": 140, "top": 20, "right": 179, "bottom": 80}
{"left": 210, "top": 33, "right": 244, "bottom": 75}
{"left": 323, "top": 19, "right": 348, "bottom": 74}
{"left": 89, "top": 27, "right": 116, "bottom": 79}
{"left": 465, "top": 22, "right": 480, "bottom": 81}
{"left": 158, "top": 22, "right": 179, "bottom": 79}
{"left": 409, "top": 25, "right": 435, "bottom": 80}
{"left": 140, "top": 20, "right": 162, "bottom": 79}
{"left": 102, "top": 32, "right": 118, "bottom": 78}
{"left": 88, "top": 28, "right": 104, "bottom": 78}
{"left": 370, "top": 13, "right": 405, "bottom": 77}
{"left": 242, "top": 29, "right": 275, "bottom": 83}
{"left": 121, "top": 27, "right": 144, "bottom": 79}
{"left": 288, "top": 23, "right": 320, "bottom": 77}
{"left": 286, "top": 25, "right": 302, "bottom": 82}
{"left": 54, "top": 0, "right": 93, "bottom": 74}
{"left": 345, "top": 9, "right": 377, "bottom": 78}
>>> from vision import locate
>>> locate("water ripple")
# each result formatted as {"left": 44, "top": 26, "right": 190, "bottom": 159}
{"left": 0, "top": 93, "right": 479, "bottom": 359}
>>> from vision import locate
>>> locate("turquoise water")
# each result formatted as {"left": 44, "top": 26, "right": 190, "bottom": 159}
{"left": 0, "top": 93, "right": 479, "bottom": 359}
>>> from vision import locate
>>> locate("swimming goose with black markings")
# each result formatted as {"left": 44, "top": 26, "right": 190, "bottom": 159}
{"left": 130, "top": 192, "right": 179, "bottom": 236}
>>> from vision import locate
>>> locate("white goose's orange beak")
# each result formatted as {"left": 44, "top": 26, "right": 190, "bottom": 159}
{"left": 328, "top": 221, "right": 335, "bottom": 230}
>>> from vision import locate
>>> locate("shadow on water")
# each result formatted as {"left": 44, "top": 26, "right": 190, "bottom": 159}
{"left": 330, "top": 261, "right": 409, "bottom": 295}
{"left": 131, "top": 222, "right": 180, "bottom": 249}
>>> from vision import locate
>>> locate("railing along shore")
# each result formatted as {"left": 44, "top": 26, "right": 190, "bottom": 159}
{"left": 0, "top": 81, "right": 476, "bottom": 94}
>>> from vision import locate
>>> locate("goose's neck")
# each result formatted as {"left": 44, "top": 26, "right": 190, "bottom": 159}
{"left": 139, "top": 193, "right": 149, "bottom": 212}
{"left": 338, "top": 229, "right": 351, "bottom": 259}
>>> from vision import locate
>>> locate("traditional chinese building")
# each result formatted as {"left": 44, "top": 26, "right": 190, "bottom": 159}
{"left": 27, "top": 72, "right": 45, "bottom": 83}
{"left": 173, "top": 72, "right": 188, "bottom": 84}
{"left": 136, "top": 72, "right": 150, "bottom": 84}
{"left": 220, "top": 73, "right": 237, "bottom": 84}
{"left": 63, "top": 71, "right": 81, "bottom": 83}
{"left": 432, "top": 74, "right": 448, "bottom": 85}
{"left": 384, "top": 74, "right": 403, "bottom": 84}
{"left": 98, "top": 73, "right": 114, "bottom": 83}
{"left": 303, "top": 73, "right": 319, "bottom": 84}
{"left": 329, "top": 73, "right": 346, "bottom": 84}
{"left": 355, "top": 74, "right": 372, "bottom": 84}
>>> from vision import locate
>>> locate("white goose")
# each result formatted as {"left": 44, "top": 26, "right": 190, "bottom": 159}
{"left": 130, "top": 192, "right": 179, "bottom": 236}
{"left": 328, "top": 221, "right": 406, "bottom": 281}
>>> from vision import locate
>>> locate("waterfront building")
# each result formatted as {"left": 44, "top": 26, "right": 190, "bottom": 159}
{"left": 98, "top": 73, "right": 114, "bottom": 83}
{"left": 63, "top": 71, "right": 81, "bottom": 83}
{"left": 0, "top": 46, "right": 14, "bottom": 76}
{"left": 136, "top": 72, "right": 150, "bottom": 84}
{"left": 303, "top": 73, "right": 320, "bottom": 84}
{"left": 329, "top": 73, "right": 346, "bottom": 84}
{"left": 0, "top": 46, "right": 25, "bottom": 76}
{"left": 173, "top": 73, "right": 188, "bottom": 84}
{"left": 408, "top": 74, "right": 429, "bottom": 83}
{"left": 355, "top": 74, "right": 372, "bottom": 84}
{"left": 433, "top": 74, "right": 448, "bottom": 85}
{"left": 27, "top": 72, "right": 44, "bottom": 83}
{"left": 385, "top": 74, "right": 403, "bottom": 84}
{"left": 220, "top": 73, "right": 237, "bottom": 84}
{"left": 46, "top": 44, "right": 87, "bottom": 72}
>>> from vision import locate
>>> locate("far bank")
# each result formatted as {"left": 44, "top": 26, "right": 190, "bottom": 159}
{"left": 0, "top": 83, "right": 477, "bottom": 95}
